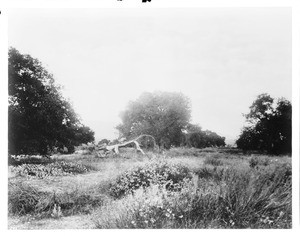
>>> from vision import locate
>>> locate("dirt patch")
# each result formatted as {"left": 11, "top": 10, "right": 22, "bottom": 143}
{"left": 8, "top": 214, "right": 95, "bottom": 230}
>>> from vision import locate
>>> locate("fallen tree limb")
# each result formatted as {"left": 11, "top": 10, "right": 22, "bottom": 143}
{"left": 97, "top": 134, "right": 156, "bottom": 157}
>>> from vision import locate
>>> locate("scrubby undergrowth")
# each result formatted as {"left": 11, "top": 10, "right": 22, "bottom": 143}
{"left": 94, "top": 162, "right": 291, "bottom": 229}
{"left": 8, "top": 149, "right": 292, "bottom": 229}
{"left": 108, "top": 160, "right": 193, "bottom": 198}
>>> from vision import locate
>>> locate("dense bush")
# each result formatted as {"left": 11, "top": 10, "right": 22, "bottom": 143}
{"left": 108, "top": 160, "right": 193, "bottom": 198}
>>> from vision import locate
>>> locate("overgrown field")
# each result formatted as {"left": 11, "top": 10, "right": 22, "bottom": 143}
{"left": 8, "top": 148, "right": 292, "bottom": 229}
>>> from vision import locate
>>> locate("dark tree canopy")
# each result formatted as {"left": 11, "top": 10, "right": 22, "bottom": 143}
{"left": 8, "top": 47, "right": 94, "bottom": 155}
{"left": 183, "top": 124, "right": 225, "bottom": 148}
{"left": 236, "top": 93, "right": 291, "bottom": 154}
{"left": 116, "top": 91, "right": 191, "bottom": 148}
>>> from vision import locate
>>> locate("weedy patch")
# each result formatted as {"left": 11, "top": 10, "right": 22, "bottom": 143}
{"left": 10, "top": 161, "right": 94, "bottom": 178}
{"left": 8, "top": 182, "right": 106, "bottom": 218}
{"left": 8, "top": 151, "right": 292, "bottom": 229}
{"left": 249, "top": 156, "right": 271, "bottom": 168}
{"left": 94, "top": 162, "right": 291, "bottom": 229}
{"left": 194, "top": 166, "right": 227, "bottom": 182}
{"left": 8, "top": 155, "right": 55, "bottom": 166}
{"left": 94, "top": 182, "right": 193, "bottom": 229}
{"left": 204, "top": 154, "right": 224, "bottom": 166}
{"left": 108, "top": 160, "right": 193, "bottom": 198}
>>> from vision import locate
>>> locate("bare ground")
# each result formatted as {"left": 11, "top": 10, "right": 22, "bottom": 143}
{"left": 8, "top": 214, "right": 95, "bottom": 230}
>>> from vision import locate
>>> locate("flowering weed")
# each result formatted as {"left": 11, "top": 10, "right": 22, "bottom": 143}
{"left": 108, "top": 160, "right": 192, "bottom": 198}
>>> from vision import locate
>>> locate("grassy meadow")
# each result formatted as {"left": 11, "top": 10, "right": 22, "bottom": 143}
{"left": 8, "top": 147, "right": 292, "bottom": 229}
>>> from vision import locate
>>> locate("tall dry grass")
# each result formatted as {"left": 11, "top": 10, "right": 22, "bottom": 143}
{"left": 8, "top": 148, "right": 292, "bottom": 229}
{"left": 93, "top": 157, "right": 291, "bottom": 229}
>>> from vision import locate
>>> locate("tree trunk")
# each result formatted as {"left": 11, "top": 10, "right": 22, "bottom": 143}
{"left": 97, "top": 134, "right": 155, "bottom": 157}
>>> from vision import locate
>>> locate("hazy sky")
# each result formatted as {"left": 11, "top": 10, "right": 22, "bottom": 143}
{"left": 8, "top": 8, "right": 291, "bottom": 143}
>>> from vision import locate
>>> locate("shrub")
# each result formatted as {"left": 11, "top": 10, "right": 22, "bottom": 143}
{"left": 108, "top": 160, "right": 193, "bottom": 198}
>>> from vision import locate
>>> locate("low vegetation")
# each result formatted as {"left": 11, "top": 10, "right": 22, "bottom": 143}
{"left": 108, "top": 160, "right": 192, "bottom": 198}
{"left": 9, "top": 155, "right": 96, "bottom": 179}
{"left": 8, "top": 148, "right": 292, "bottom": 229}
{"left": 203, "top": 154, "right": 224, "bottom": 166}
{"left": 94, "top": 157, "right": 291, "bottom": 229}
{"left": 8, "top": 181, "right": 106, "bottom": 218}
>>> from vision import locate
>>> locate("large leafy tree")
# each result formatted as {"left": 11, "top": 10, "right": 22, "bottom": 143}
{"left": 116, "top": 91, "right": 191, "bottom": 148}
{"left": 236, "top": 93, "right": 291, "bottom": 154}
{"left": 8, "top": 47, "right": 94, "bottom": 155}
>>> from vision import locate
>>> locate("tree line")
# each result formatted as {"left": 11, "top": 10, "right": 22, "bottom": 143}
{"left": 8, "top": 48, "right": 291, "bottom": 155}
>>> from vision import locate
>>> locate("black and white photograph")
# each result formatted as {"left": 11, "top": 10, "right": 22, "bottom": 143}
{"left": 1, "top": 0, "right": 299, "bottom": 231}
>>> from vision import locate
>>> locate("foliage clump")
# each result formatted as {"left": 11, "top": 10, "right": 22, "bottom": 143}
{"left": 108, "top": 160, "right": 193, "bottom": 198}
